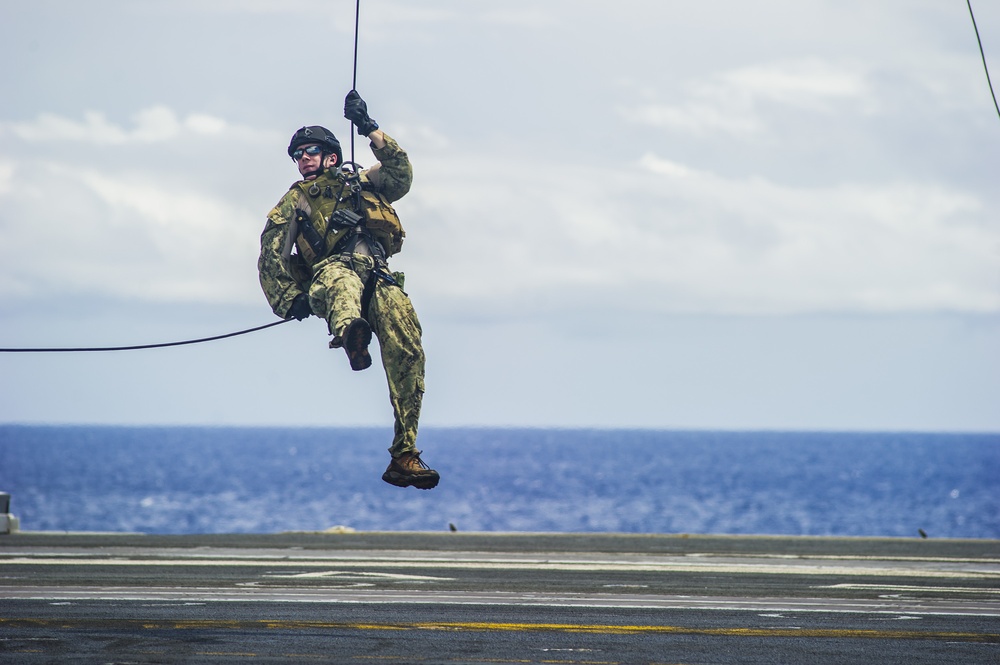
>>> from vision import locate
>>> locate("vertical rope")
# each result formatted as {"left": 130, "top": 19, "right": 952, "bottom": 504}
{"left": 353, "top": 0, "right": 360, "bottom": 90}
{"left": 967, "top": 0, "right": 1000, "bottom": 122}
{"left": 349, "top": 0, "right": 361, "bottom": 167}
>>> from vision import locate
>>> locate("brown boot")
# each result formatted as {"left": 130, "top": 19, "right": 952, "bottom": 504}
{"left": 342, "top": 318, "right": 372, "bottom": 371}
{"left": 382, "top": 451, "right": 440, "bottom": 490}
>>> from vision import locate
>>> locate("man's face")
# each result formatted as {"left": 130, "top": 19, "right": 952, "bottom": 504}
{"left": 294, "top": 143, "right": 337, "bottom": 179}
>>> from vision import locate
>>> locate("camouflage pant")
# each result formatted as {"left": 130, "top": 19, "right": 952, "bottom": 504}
{"left": 308, "top": 253, "right": 425, "bottom": 457}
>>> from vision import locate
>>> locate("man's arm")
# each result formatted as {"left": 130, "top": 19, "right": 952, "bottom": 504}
{"left": 369, "top": 129, "right": 386, "bottom": 150}
{"left": 366, "top": 131, "right": 412, "bottom": 203}
{"left": 258, "top": 190, "right": 306, "bottom": 319}
{"left": 345, "top": 91, "right": 413, "bottom": 203}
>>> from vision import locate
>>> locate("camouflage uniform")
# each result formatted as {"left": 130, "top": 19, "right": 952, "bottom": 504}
{"left": 258, "top": 134, "right": 425, "bottom": 457}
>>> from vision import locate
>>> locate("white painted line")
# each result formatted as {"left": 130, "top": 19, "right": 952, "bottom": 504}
{"left": 262, "top": 571, "right": 452, "bottom": 581}
{"left": 2, "top": 555, "right": 997, "bottom": 580}
{"left": 2, "top": 586, "right": 999, "bottom": 617}
{"left": 821, "top": 584, "right": 1000, "bottom": 595}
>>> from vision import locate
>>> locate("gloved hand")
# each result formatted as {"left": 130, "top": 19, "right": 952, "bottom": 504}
{"left": 344, "top": 90, "right": 379, "bottom": 137}
{"left": 286, "top": 294, "right": 313, "bottom": 321}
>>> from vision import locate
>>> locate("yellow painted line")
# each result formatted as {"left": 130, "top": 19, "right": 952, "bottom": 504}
{"left": 1, "top": 618, "right": 997, "bottom": 643}
{"left": 412, "top": 622, "right": 999, "bottom": 642}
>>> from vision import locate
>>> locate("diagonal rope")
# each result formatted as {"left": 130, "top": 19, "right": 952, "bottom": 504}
{"left": 0, "top": 319, "right": 291, "bottom": 353}
{"left": 967, "top": 0, "right": 1000, "bottom": 121}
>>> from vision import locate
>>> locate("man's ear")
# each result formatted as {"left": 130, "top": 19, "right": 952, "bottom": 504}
{"left": 326, "top": 154, "right": 339, "bottom": 168}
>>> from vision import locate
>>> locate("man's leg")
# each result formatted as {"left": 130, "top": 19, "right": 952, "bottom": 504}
{"left": 370, "top": 279, "right": 425, "bottom": 455}
{"left": 309, "top": 255, "right": 372, "bottom": 369}
{"left": 369, "top": 279, "right": 437, "bottom": 489}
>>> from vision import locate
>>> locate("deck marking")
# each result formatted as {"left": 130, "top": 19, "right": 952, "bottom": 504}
{"left": 2, "top": 555, "right": 998, "bottom": 580}
{"left": 3, "top": 586, "right": 999, "bottom": 617}
{"left": 820, "top": 584, "right": 1000, "bottom": 595}
{"left": 0, "top": 617, "right": 997, "bottom": 643}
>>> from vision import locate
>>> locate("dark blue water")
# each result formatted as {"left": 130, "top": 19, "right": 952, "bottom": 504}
{"left": 0, "top": 426, "right": 996, "bottom": 538}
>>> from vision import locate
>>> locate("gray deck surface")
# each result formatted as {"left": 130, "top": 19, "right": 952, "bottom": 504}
{"left": 1, "top": 531, "right": 998, "bottom": 664}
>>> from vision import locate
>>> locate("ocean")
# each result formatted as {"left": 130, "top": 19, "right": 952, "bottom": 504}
{"left": 0, "top": 426, "right": 997, "bottom": 538}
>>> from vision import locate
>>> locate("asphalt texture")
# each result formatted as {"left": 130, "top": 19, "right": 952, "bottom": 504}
{"left": 1, "top": 531, "right": 998, "bottom": 664}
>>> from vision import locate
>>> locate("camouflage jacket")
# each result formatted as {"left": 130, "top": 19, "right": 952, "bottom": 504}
{"left": 258, "top": 132, "right": 412, "bottom": 319}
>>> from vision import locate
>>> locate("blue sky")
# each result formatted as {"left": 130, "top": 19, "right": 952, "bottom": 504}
{"left": 1, "top": 1, "right": 998, "bottom": 431}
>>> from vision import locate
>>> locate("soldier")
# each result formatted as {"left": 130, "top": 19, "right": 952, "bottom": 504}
{"left": 258, "top": 90, "right": 439, "bottom": 490}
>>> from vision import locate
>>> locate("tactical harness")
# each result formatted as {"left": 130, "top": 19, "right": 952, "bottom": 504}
{"left": 288, "top": 167, "right": 406, "bottom": 320}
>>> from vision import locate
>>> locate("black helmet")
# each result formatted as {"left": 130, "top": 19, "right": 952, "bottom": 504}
{"left": 287, "top": 125, "right": 342, "bottom": 166}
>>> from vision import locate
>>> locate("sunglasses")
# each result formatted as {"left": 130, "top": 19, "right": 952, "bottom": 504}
{"left": 292, "top": 145, "right": 323, "bottom": 161}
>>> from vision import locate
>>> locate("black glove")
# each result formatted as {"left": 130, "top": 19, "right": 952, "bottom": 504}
{"left": 286, "top": 294, "right": 312, "bottom": 321}
{"left": 344, "top": 90, "right": 379, "bottom": 137}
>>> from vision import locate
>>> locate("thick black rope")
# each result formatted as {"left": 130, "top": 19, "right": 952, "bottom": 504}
{"left": 967, "top": 0, "right": 1000, "bottom": 122}
{"left": 0, "top": 319, "right": 291, "bottom": 353}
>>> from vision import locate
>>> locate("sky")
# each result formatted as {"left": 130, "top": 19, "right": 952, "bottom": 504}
{"left": 0, "top": 0, "right": 998, "bottom": 432}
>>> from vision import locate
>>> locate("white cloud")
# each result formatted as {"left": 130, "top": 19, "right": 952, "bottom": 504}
{"left": 400, "top": 151, "right": 998, "bottom": 316}
{"left": 481, "top": 9, "right": 556, "bottom": 28}
{"left": 2, "top": 118, "right": 994, "bottom": 316}
{"left": 0, "top": 161, "right": 262, "bottom": 303}
{"left": 1, "top": 107, "right": 279, "bottom": 146}
{"left": 627, "top": 154, "right": 997, "bottom": 313}
{"left": 723, "top": 59, "right": 867, "bottom": 105}
{"left": 0, "top": 160, "right": 13, "bottom": 195}
{"left": 638, "top": 155, "right": 696, "bottom": 178}
{"left": 185, "top": 113, "right": 228, "bottom": 135}
{"left": 630, "top": 59, "right": 869, "bottom": 137}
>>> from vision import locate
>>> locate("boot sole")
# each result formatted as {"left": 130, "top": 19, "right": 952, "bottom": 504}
{"left": 382, "top": 470, "right": 440, "bottom": 490}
